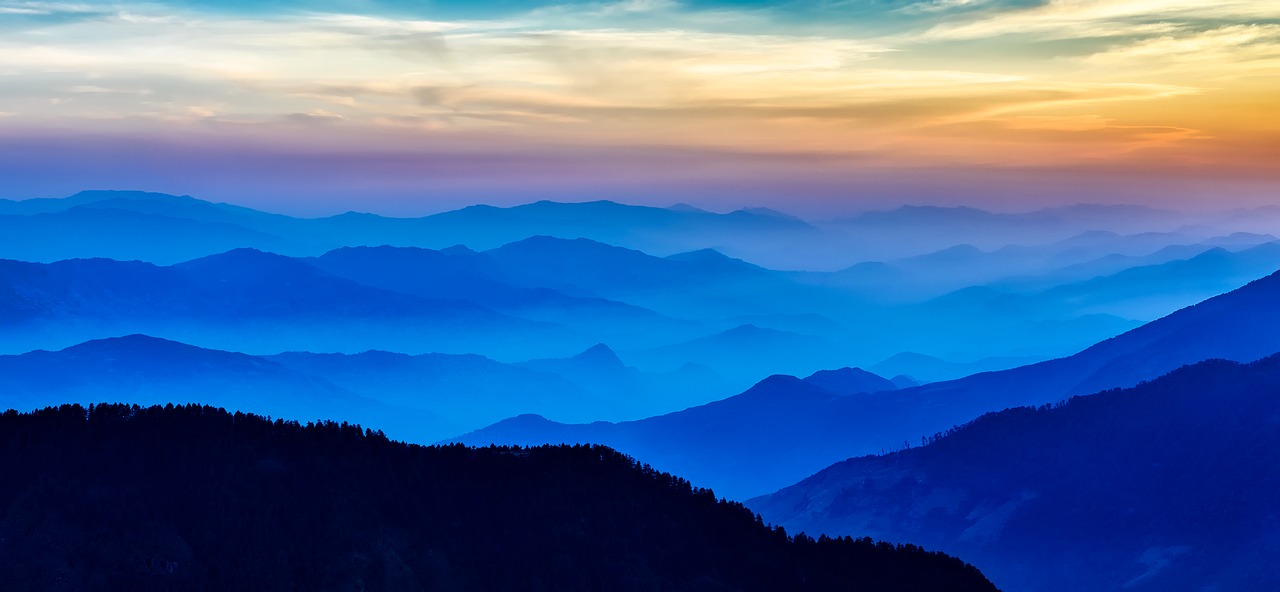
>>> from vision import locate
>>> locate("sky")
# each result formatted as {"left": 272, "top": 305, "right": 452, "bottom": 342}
{"left": 0, "top": 0, "right": 1276, "bottom": 215}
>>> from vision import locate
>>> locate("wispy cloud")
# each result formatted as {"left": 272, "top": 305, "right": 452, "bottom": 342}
{"left": 915, "top": 0, "right": 1279, "bottom": 41}
{"left": 0, "top": 0, "right": 1275, "bottom": 200}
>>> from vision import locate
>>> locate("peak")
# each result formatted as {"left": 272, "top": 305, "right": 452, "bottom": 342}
{"left": 73, "top": 333, "right": 179, "bottom": 347}
{"left": 751, "top": 374, "right": 808, "bottom": 390}
{"left": 178, "top": 248, "right": 296, "bottom": 266}
{"left": 725, "top": 374, "right": 831, "bottom": 404}
{"left": 439, "top": 244, "right": 480, "bottom": 256}
{"left": 667, "top": 203, "right": 709, "bottom": 213}
{"left": 172, "top": 249, "right": 318, "bottom": 278}
{"left": 504, "top": 235, "right": 600, "bottom": 247}
{"left": 59, "top": 334, "right": 207, "bottom": 356}
{"left": 937, "top": 243, "right": 982, "bottom": 255}
{"left": 803, "top": 367, "right": 876, "bottom": 380}
{"left": 69, "top": 190, "right": 191, "bottom": 202}
{"left": 890, "top": 375, "right": 920, "bottom": 388}
{"left": 328, "top": 211, "right": 382, "bottom": 219}
{"left": 494, "top": 236, "right": 636, "bottom": 256}
{"left": 576, "top": 342, "right": 617, "bottom": 357}
{"left": 666, "top": 248, "right": 749, "bottom": 265}
{"left": 802, "top": 367, "right": 896, "bottom": 396}
{"left": 517, "top": 199, "right": 625, "bottom": 211}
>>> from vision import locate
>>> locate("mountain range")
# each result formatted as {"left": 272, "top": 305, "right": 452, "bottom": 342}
{"left": 0, "top": 403, "right": 998, "bottom": 592}
{"left": 457, "top": 267, "right": 1280, "bottom": 498}
{"left": 1, "top": 335, "right": 746, "bottom": 442}
{"left": 750, "top": 355, "right": 1280, "bottom": 592}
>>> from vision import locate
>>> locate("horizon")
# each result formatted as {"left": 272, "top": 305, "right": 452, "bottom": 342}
{"left": 4, "top": 187, "right": 1273, "bottom": 220}
{"left": 1, "top": 0, "right": 1276, "bottom": 214}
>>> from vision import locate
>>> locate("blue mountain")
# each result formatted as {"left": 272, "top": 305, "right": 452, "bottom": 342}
{"left": 0, "top": 250, "right": 564, "bottom": 358}
{"left": 0, "top": 191, "right": 826, "bottom": 268}
{"left": 0, "top": 335, "right": 447, "bottom": 440}
{"left": 750, "top": 355, "right": 1280, "bottom": 592}
{"left": 458, "top": 268, "right": 1280, "bottom": 499}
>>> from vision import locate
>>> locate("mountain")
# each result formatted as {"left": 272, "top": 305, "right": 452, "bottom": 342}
{"left": 1032, "top": 241, "right": 1280, "bottom": 319}
{"left": 801, "top": 367, "right": 897, "bottom": 396}
{"left": 830, "top": 204, "right": 1189, "bottom": 262}
{"left": 454, "top": 374, "right": 877, "bottom": 499}
{"left": 481, "top": 235, "right": 770, "bottom": 297}
{"left": 750, "top": 355, "right": 1280, "bottom": 592}
{"left": 0, "top": 250, "right": 566, "bottom": 358}
{"left": 5, "top": 334, "right": 714, "bottom": 442}
{"left": 0, "top": 206, "right": 308, "bottom": 264}
{"left": 264, "top": 349, "right": 606, "bottom": 435}
{"left": 403, "top": 199, "right": 825, "bottom": 268}
{"left": 823, "top": 230, "right": 1268, "bottom": 302}
{"left": 460, "top": 268, "right": 1280, "bottom": 498}
{"left": 306, "top": 244, "right": 698, "bottom": 349}
{"left": 0, "top": 192, "right": 829, "bottom": 269}
{"left": 871, "top": 352, "right": 1046, "bottom": 384}
{"left": 515, "top": 344, "right": 739, "bottom": 419}
{"left": 0, "top": 335, "right": 447, "bottom": 440}
{"left": 624, "top": 324, "right": 848, "bottom": 381}
{"left": 0, "top": 403, "right": 998, "bottom": 592}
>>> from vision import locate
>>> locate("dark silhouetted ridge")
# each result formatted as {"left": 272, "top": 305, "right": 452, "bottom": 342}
{"left": 752, "top": 354, "right": 1280, "bottom": 592}
{"left": 0, "top": 404, "right": 997, "bottom": 592}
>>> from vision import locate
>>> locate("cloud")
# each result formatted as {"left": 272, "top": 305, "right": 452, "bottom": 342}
{"left": 0, "top": 0, "right": 1275, "bottom": 189}
{"left": 914, "top": 0, "right": 1279, "bottom": 42}
{"left": 1080, "top": 24, "right": 1280, "bottom": 75}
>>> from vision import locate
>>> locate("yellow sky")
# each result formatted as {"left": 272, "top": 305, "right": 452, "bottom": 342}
{"left": 0, "top": 0, "right": 1276, "bottom": 208}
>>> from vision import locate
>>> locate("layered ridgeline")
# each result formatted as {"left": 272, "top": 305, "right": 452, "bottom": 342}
{"left": 0, "top": 190, "right": 1229, "bottom": 269}
{"left": 7, "top": 238, "right": 1280, "bottom": 389}
{"left": 750, "top": 355, "right": 1280, "bottom": 592}
{"left": 459, "top": 268, "right": 1280, "bottom": 499}
{"left": 0, "top": 404, "right": 997, "bottom": 592}
{"left": 7, "top": 192, "right": 1280, "bottom": 386}
{"left": 0, "top": 335, "right": 740, "bottom": 442}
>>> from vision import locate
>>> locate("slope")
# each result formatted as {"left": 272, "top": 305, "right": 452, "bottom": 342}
{"left": 460, "top": 268, "right": 1280, "bottom": 498}
{"left": 0, "top": 403, "right": 998, "bottom": 592}
{"left": 750, "top": 355, "right": 1280, "bottom": 592}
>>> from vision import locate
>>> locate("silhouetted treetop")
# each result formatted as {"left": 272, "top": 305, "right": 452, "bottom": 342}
{"left": 0, "top": 403, "right": 996, "bottom": 592}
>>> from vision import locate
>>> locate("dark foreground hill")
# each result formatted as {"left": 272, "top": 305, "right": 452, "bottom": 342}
{"left": 750, "top": 355, "right": 1280, "bottom": 592}
{"left": 0, "top": 404, "right": 996, "bottom": 592}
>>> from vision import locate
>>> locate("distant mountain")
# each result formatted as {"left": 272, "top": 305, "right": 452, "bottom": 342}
{"left": 801, "top": 367, "right": 898, "bottom": 396}
{"left": 0, "top": 250, "right": 567, "bottom": 357}
{"left": 264, "top": 349, "right": 606, "bottom": 434}
{"left": 1032, "top": 241, "right": 1280, "bottom": 319}
{"left": 0, "top": 206, "right": 308, "bottom": 264}
{"left": 0, "top": 191, "right": 830, "bottom": 269}
{"left": 830, "top": 204, "right": 1190, "bottom": 261}
{"left": 306, "top": 244, "right": 699, "bottom": 349}
{"left": 871, "top": 352, "right": 1046, "bottom": 384}
{"left": 0, "top": 335, "right": 447, "bottom": 440}
{"left": 888, "top": 375, "right": 919, "bottom": 388}
{"left": 514, "top": 343, "right": 735, "bottom": 420}
{"left": 460, "top": 268, "right": 1280, "bottom": 498}
{"left": 4, "top": 335, "right": 690, "bottom": 442}
{"left": 455, "top": 372, "right": 901, "bottom": 499}
{"left": 482, "top": 236, "right": 769, "bottom": 296}
{"left": 0, "top": 403, "right": 998, "bottom": 592}
{"left": 2, "top": 190, "right": 1271, "bottom": 370}
{"left": 751, "top": 355, "right": 1280, "bottom": 592}
{"left": 0, "top": 190, "right": 282, "bottom": 223}
{"left": 624, "top": 324, "right": 848, "bottom": 380}
{"left": 407, "top": 199, "right": 826, "bottom": 268}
